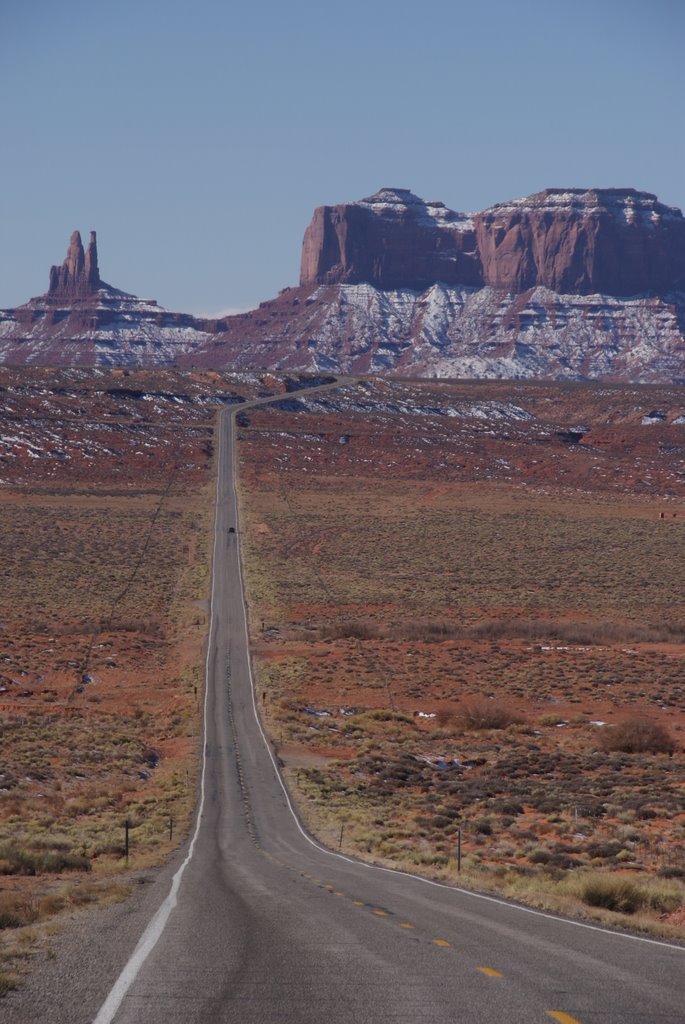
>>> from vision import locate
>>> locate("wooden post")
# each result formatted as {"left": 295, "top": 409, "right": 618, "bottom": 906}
{"left": 457, "top": 826, "right": 462, "bottom": 873}
{"left": 169, "top": 815, "right": 173, "bottom": 842}
{"left": 125, "top": 819, "right": 130, "bottom": 864}
{"left": 339, "top": 822, "right": 345, "bottom": 851}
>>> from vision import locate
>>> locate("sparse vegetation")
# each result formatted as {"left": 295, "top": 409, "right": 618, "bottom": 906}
{"left": 237, "top": 378, "right": 685, "bottom": 937}
{"left": 0, "top": 368, "right": 262, "bottom": 993}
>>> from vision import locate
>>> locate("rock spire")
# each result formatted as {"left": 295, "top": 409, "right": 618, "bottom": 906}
{"left": 48, "top": 230, "right": 102, "bottom": 299}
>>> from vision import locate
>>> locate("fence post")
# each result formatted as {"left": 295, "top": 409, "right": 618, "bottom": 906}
{"left": 457, "top": 826, "right": 462, "bottom": 873}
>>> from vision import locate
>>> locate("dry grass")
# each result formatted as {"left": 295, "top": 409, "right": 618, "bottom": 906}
{"left": 0, "top": 368, "right": 241, "bottom": 992}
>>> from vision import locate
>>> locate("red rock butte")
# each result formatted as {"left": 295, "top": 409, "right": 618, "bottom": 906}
{"left": 300, "top": 187, "right": 685, "bottom": 296}
{"left": 2, "top": 188, "right": 685, "bottom": 378}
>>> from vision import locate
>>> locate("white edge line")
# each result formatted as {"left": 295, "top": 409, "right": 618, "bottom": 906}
{"left": 230, "top": 412, "right": 685, "bottom": 957}
{"left": 91, "top": 411, "right": 226, "bottom": 1024}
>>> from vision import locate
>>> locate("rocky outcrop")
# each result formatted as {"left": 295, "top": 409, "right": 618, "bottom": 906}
{"left": 178, "top": 281, "right": 685, "bottom": 383}
{"left": 187, "top": 187, "right": 685, "bottom": 381}
{"left": 300, "top": 188, "right": 483, "bottom": 290}
{"left": 301, "top": 187, "right": 685, "bottom": 298}
{"left": 3, "top": 192, "right": 685, "bottom": 380}
{"left": 48, "top": 230, "right": 103, "bottom": 299}
{"left": 475, "top": 189, "right": 685, "bottom": 296}
{"left": 0, "top": 230, "right": 212, "bottom": 366}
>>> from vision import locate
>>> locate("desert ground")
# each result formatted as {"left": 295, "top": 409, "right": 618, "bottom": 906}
{"left": 236, "top": 378, "right": 685, "bottom": 936}
{"left": 0, "top": 367, "right": 296, "bottom": 992}
{"left": 2, "top": 371, "right": 685, "bottom": 996}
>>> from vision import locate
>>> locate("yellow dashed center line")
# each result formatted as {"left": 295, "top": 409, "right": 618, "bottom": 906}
{"left": 547, "top": 1013, "right": 584, "bottom": 1024}
{"left": 400, "top": 922, "right": 414, "bottom": 929}
{"left": 353, "top": 900, "right": 365, "bottom": 906}
{"left": 372, "top": 909, "right": 388, "bottom": 916}
{"left": 334, "top": 891, "right": 345, "bottom": 897}
{"left": 433, "top": 939, "right": 450, "bottom": 948}
{"left": 478, "top": 966, "right": 503, "bottom": 977}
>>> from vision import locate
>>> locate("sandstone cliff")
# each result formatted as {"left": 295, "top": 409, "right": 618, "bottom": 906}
{"left": 301, "top": 187, "right": 685, "bottom": 298}
{"left": 300, "top": 188, "right": 483, "bottom": 290}
{"left": 475, "top": 188, "right": 685, "bottom": 296}
{"left": 3, "top": 191, "right": 685, "bottom": 380}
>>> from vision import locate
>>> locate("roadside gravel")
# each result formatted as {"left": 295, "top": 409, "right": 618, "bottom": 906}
{"left": 3, "top": 849, "right": 185, "bottom": 1024}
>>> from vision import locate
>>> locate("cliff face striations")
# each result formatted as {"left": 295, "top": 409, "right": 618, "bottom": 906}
{"left": 3, "top": 188, "right": 685, "bottom": 379}
{"left": 474, "top": 189, "right": 685, "bottom": 296}
{"left": 300, "top": 188, "right": 483, "bottom": 290}
{"left": 301, "top": 187, "right": 685, "bottom": 298}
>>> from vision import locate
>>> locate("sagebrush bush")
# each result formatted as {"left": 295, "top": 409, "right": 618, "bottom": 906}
{"left": 0, "top": 844, "right": 91, "bottom": 875}
{"left": 456, "top": 698, "right": 525, "bottom": 731}
{"left": 578, "top": 873, "right": 683, "bottom": 915}
{"left": 580, "top": 875, "right": 644, "bottom": 913}
{"left": 320, "top": 620, "right": 379, "bottom": 640}
{"left": 600, "top": 718, "right": 677, "bottom": 756}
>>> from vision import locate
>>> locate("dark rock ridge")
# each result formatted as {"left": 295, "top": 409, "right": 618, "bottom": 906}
{"left": 301, "top": 187, "right": 685, "bottom": 297}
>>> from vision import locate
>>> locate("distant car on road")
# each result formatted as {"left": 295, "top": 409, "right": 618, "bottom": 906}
{"left": 228, "top": 527, "right": 236, "bottom": 535}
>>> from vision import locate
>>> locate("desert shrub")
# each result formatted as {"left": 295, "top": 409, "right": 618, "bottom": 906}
{"left": 435, "top": 707, "right": 455, "bottom": 729}
{"left": 587, "top": 839, "right": 624, "bottom": 860}
{"left": 364, "top": 709, "right": 413, "bottom": 724}
{"left": 0, "top": 973, "right": 18, "bottom": 996}
{"left": 469, "top": 618, "right": 685, "bottom": 645}
{"left": 548, "top": 852, "right": 579, "bottom": 869}
{"left": 538, "top": 714, "right": 565, "bottom": 727}
{"left": 0, "top": 844, "right": 91, "bottom": 875}
{"left": 492, "top": 799, "right": 524, "bottom": 816}
{"left": 0, "top": 911, "right": 22, "bottom": 929}
{"left": 600, "top": 718, "right": 677, "bottom": 756}
{"left": 456, "top": 698, "right": 525, "bottom": 731}
{"left": 404, "top": 620, "right": 465, "bottom": 641}
{"left": 429, "top": 815, "right": 452, "bottom": 830}
{"left": 320, "top": 620, "right": 379, "bottom": 640}
{"left": 577, "top": 872, "right": 682, "bottom": 915}
{"left": 644, "top": 885, "right": 684, "bottom": 914}
{"left": 536, "top": 795, "right": 565, "bottom": 814}
{"left": 658, "top": 866, "right": 685, "bottom": 880}
{"left": 580, "top": 875, "right": 644, "bottom": 914}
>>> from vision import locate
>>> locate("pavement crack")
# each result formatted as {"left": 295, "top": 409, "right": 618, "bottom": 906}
{"left": 225, "top": 663, "right": 261, "bottom": 849}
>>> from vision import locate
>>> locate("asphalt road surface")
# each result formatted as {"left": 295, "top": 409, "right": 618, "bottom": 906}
{"left": 82, "top": 394, "right": 685, "bottom": 1023}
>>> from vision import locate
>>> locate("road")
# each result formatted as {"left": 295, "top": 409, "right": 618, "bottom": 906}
{"left": 88, "top": 392, "right": 685, "bottom": 1024}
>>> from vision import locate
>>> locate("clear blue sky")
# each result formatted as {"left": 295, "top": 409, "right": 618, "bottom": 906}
{"left": 1, "top": 0, "right": 683, "bottom": 315}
